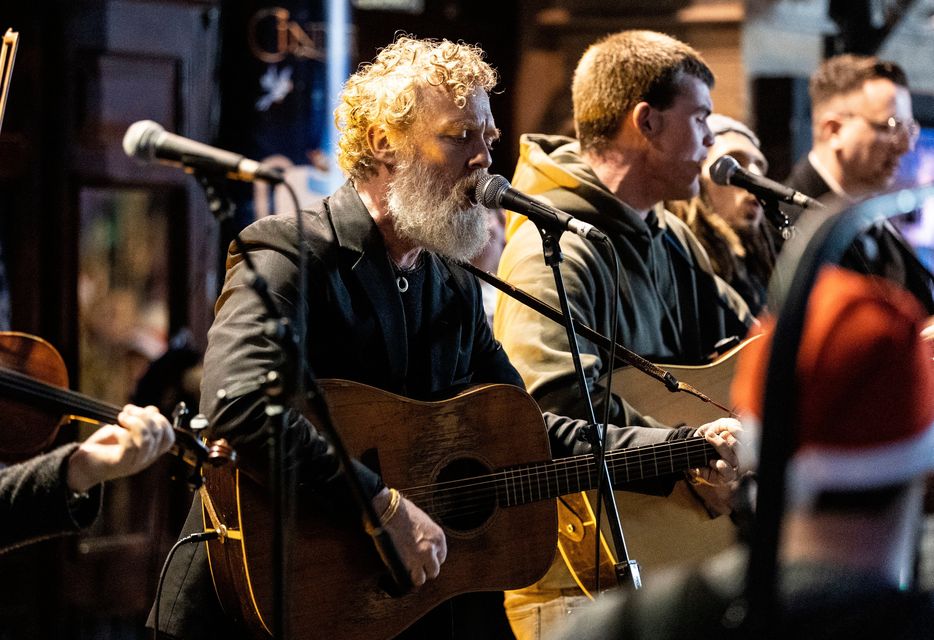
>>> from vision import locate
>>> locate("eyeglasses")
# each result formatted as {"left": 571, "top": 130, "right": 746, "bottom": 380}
{"left": 839, "top": 112, "right": 921, "bottom": 146}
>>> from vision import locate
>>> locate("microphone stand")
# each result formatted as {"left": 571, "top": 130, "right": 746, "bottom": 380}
{"left": 194, "top": 169, "right": 291, "bottom": 639}
{"left": 533, "top": 224, "right": 641, "bottom": 590}
{"left": 761, "top": 196, "right": 795, "bottom": 241}
{"left": 193, "top": 170, "right": 410, "bottom": 640}
{"left": 276, "top": 182, "right": 412, "bottom": 597}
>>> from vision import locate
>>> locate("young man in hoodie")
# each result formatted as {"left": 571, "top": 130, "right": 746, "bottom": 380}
{"left": 494, "top": 30, "right": 753, "bottom": 639}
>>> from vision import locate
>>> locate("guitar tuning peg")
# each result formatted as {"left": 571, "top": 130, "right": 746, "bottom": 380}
{"left": 172, "top": 401, "right": 190, "bottom": 428}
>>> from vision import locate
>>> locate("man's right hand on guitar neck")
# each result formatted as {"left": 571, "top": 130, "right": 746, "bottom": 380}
{"left": 372, "top": 487, "right": 448, "bottom": 587}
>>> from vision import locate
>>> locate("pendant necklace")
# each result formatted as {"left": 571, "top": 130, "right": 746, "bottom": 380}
{"left": 389, "top": 250, "right": 423, "bottom": 293}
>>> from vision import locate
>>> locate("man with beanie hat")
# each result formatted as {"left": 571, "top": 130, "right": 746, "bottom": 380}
{"left": 551, "top": 266, "right": 934, "bottom": 639}
{"left": 668, "top": 114, "right": 777, "bottom": 314}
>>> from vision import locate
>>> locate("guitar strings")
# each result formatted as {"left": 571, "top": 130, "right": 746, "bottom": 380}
{"left": 411, "top": 440, "right": 718, "bottom": 522}
{"left": 400, "top": 437, "right": 715, "bottom": 496}
{"left": 400, "top": 439, "right": 717, "bottom": 519}
{"left": 401, "top": 437, "right": 716, "bottom": 500}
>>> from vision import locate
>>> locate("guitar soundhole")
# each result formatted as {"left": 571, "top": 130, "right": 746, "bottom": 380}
{"left": 433, "top": 457, "right": 496, "bottom": 533}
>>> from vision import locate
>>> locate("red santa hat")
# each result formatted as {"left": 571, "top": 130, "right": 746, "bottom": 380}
{"left": 731, "top": 266, "right": 934, "bottom": 504}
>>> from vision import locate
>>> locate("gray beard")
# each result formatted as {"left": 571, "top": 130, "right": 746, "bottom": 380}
{"left": 386, "top": 160, "right": 491, "bottom": 263}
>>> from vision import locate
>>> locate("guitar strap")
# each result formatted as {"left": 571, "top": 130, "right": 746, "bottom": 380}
{"left": 200, "top": 484, "right": 240, "bottom": 542}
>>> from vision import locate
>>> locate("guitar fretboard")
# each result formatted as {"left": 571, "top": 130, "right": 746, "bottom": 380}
{"left": 497, "top": 437, "right": 716, "bottom": 506}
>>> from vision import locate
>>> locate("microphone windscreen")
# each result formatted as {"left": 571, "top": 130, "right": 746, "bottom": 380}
{"left": 122, "top": 120, "right": 164, "bottom": 161}
{"left": 709, "top": 154, "right": 741, "bottom": 187}
{"left": 474, "top": 173, "right": 510, "bottom": 209}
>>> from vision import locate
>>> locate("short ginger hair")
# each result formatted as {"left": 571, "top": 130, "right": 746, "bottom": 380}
{"left": 572, "top": 30, "right": 714, "bottom": 153}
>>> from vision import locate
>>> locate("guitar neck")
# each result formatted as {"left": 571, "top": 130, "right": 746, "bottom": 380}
{"left": 0, "top": 365, "right": 121, "bottom": 424}
{"left": 498, "top": 437, "right": 717, "bottom": 507}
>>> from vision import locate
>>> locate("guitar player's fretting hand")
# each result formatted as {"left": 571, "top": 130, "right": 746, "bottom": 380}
{"left": 372, "top": 487, "right": 448, "bottom": 587}
{"left": 687, "top": 418, "right": 744, "bottom": 517}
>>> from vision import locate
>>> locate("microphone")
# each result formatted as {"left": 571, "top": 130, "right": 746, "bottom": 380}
{"left": 710, "top": 155, "right": 822, "bottom": 210}
{"left": 474, "top": 174, "right": 608, "bottom": 242}
{"left": 122, "top": 120, "right": 283, "bottom": 184}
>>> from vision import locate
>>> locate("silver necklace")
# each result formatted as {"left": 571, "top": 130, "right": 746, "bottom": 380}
{"left": 389, "top": 250, "right": 423, "bottom": 293}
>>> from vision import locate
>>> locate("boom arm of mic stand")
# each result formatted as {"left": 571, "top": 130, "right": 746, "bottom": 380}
{"left": 461, "top": 263, "right": 733, "bottom": 416}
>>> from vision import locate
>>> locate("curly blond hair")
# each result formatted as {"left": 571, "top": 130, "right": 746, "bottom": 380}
{"left": 335, "top": 36, "right": 498, "bottom": 181}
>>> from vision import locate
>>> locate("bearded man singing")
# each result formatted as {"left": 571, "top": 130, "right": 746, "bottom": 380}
{"left": 149, "top": 36, "right": 741, "bottom": 640}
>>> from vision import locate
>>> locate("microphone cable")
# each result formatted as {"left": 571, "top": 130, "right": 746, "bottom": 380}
{"left": 153, "top": 529, "right": 221, "bottom": 640}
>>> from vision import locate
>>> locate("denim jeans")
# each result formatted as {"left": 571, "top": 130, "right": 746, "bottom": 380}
{"left": 503, "top": 589, "right": 593, "bottom": 640}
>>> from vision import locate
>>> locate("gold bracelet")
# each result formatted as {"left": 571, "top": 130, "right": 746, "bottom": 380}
{"left": 365, "top": 488, "right": 402, "bottom": 536}
{"left": 380, "top": 488, "right": 403, "bottom": 525}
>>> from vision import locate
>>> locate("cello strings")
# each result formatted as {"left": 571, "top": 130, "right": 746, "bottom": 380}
{"left": 0, "top": 366, "right": 121, "bottom": 422}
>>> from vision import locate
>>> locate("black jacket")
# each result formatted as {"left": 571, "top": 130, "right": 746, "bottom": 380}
{"left": 784, "top": 157, "right": 934, "bottom": 312}
{"left": 0, "top": 443, "right": 101, "bottom": 553}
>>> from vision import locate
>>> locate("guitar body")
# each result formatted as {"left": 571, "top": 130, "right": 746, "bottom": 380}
{"left": 612, "top": 334, "right": 761, "bottom": 427}
{"left": 559, "top": 484, "right": 737, "bottom": 594}
{"left": 203, "top": 380, "right": 557, "bottom": 640}
{"left": 556, "top": 492, "right": 617, "bottom": 596}
{"left": 558, "top": 336, "right": 761, "bottom": 594}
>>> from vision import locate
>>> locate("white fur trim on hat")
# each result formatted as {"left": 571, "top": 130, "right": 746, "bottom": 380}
{"left": 786, "top": 418, "right": 934, "bottom": 507}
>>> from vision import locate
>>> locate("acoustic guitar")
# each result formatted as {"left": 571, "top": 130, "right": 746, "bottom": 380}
{"left": 558, "top": 334, "right": 762, "bottom": 596}
{"left": 202, "top": 379, "right": 721, "bottom": 640}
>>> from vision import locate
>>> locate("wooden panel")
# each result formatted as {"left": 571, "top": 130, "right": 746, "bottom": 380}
{"left": 74, "top": 52, "right": 185, "bottom": 184}
{"left": 688, "top": 24, "right": 747, "bottom": 122}
{"left": 77, "top": 54, "right": 178, "bottom": 140}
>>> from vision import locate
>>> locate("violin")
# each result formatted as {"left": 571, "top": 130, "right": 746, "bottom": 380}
{"left": 0, "top": 331, "right": 234, "bottom": 487}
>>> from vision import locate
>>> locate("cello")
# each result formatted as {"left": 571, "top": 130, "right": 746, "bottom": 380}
{"left": 0, "top": 331, "right": 233, "bottom": 484}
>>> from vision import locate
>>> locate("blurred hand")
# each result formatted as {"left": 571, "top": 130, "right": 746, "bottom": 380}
{"left": 921, "top": 316, "right": 933, "bottom": 342}
{"left": 687, "top": 418, "right": 744, "bottom": 516}
{"left": 372, "top": 488, "right": 447, "bottom": 587}
{"left": 66, "top": 405, "right": 176, "bottom": 493}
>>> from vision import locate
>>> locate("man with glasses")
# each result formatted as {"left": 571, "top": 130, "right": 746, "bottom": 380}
{"left": 785, "top": 54, "right": 934, "bottom": 311}
{"left": 786, "top": 54, "right": 918, "bottom": 200}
